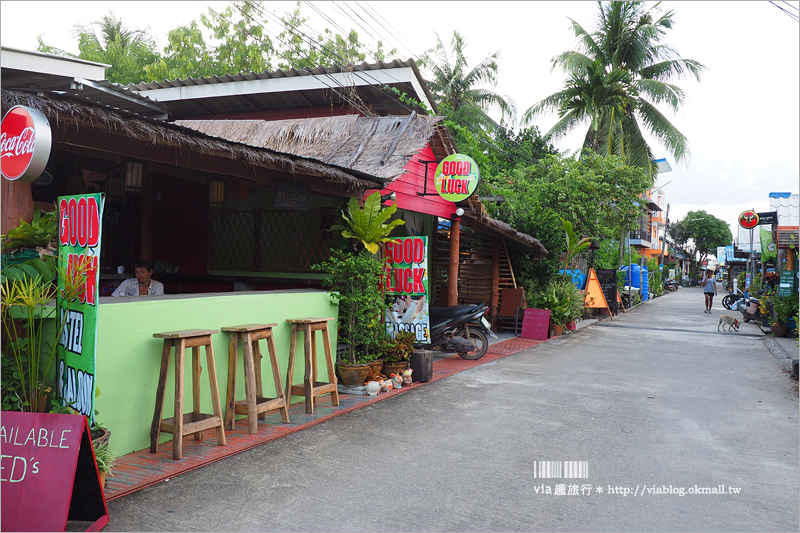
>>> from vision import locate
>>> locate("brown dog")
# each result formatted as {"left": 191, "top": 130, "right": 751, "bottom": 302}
{"left": 718, "top": 315, "right": 739, "bottom": 332}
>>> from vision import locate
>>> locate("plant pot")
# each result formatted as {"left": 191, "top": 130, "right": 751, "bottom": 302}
{"left": 369, "top": 359, "right": 384, "bottom": 375}
{"left": 565, "top": 321, "right": 577, "bottom": 331}
{"left": 551, "top": 324, "right": 564, "bottom": 337}
{"left": 98, "top": 470, "right": 107, "bottom": 489}
{"left": 771, "top": 324, "right": 788, "bottom": 338}
{"left": 91, "top": 426, "right": 111, "bottom": 448}
{"left": 382, "top": 361, "right": 409, "bottom": 377}
{"left": 336, "top": 362, "right": 372, "bottom": 387}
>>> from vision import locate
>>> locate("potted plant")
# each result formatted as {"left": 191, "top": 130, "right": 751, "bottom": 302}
{"left": 316, "top": 249, "right": 384, "bottom": 386}
{"left": 92, "top": 441, "right": 116, "bottom": 488}
{"left": 315, "top": 192, "right": 405, "bottom": 388}
{"left": 773, "top": 295, "right": 799, "bottom": 338}
{"left": 382, "top": 331, "right": 415, "bottom": 375}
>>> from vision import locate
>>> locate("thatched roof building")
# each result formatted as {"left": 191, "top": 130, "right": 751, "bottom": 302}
{"left": 1, "top": 89, "right": 383, "bottom": 192}
{"left": 176, "top": 114, "right": 547, "bottom": 258}
{"left": 176, "top": 114, "right": 454, "bottom": 181}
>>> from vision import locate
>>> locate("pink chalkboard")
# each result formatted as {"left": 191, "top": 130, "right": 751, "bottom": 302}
{"left": 1, "top": 412, "right": 109, "bottom": 532}
{"left": 520, "top": 308, "right": 551, "bottom": 340}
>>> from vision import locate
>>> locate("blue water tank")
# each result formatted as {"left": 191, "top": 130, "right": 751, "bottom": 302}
{"left": 641, "top": 265, "right": 649, "bottom": 301}
{"left": 619, "top": 264, "right": 642, "bottom": 288}
{"left": 559, "top": 269, "right": 587, "bottom": 290}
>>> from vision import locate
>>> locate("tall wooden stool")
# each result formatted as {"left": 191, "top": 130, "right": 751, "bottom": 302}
{"left": 285, "top": 317, "right": 339, "bottom": 414}
{"left": 221, "top": 324, "right": 290, "bottom": 433}
{"left": 150, "top": 329, "right": 227, "bottom": 460}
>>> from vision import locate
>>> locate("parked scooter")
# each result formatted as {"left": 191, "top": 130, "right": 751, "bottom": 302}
{"left": 663, "top": 279, "right": 679, "bottom": 292}
{"left": 422, "top": 303, "right": 497, "bottom": 360}
{"left": 722, "top": 288, "right": 743, "bottom": 310}
{"left": 734, "top": 293, "right": 761, "bottom": 323}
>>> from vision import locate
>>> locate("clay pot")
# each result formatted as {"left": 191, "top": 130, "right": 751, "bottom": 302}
{"left": 566, "top": 321, "right": 577, "bottom": 331}
{"left": 369, "top": 359, "right": 384, "bottom": 375}
{"left": 551, "top": 324, "right": 564, "bottom": 337}
{"left": 382, "top": 361, "right": 409, "bottom": 377}
{"left": 771, "top": 324, "right": 788, "bottom": 338}
{"left": 336, "top": 363, "right": 372, "bottom": 387}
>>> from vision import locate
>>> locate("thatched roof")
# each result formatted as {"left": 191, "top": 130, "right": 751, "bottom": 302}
{"left": 1, "top": 89, "right": 382, "bottom": 191}
{"left": 462, "top": 197, "right": 548, "bottom": 259}
{"left": 176, "top": 114, "right": 445, "bottom": 181}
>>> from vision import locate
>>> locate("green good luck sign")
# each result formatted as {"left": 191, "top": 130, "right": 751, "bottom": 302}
{"left": 56, "top": 193, "right": 104, "bottom": 424}
{"left": 434, "top": 154, "right": 480, "bottom": 202}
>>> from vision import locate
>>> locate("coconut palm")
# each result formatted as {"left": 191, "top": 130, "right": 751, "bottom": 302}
{"left": 523, "top": 1, "right": 706, "bottom": 180}
{"left": 426, "top": 31, "right": 517, "bottom": 130}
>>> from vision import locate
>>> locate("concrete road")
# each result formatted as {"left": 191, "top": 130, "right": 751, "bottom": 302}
{"left": 106, "top": 286, "right": 799, "bottom": 532}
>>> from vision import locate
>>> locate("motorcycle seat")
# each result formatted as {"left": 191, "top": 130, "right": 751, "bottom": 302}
{"left": 430, "top": 304, "right": 484, "bottom": 319}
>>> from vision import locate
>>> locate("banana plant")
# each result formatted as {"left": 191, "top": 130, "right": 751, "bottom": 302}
{"left": 560, "top": 217, "right": 593, "bottom": 279}
{"left": 332, "top": 191, "right": 405, "bottom": 254}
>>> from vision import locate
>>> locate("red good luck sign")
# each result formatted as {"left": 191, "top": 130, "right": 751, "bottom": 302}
{"left": 1, "top": 105, "right": 52, "bottom": 182}
{"left": 738, "top": 210, "right": 759, "bottom": 230}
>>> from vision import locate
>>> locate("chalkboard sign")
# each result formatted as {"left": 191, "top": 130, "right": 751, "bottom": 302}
{"left": 778, "top": 269, "right": 798, "bottom": 297}
{"left": 596, "top": 269, "right": 618, "bottom": 315}
{"left": 273, "top": 180, "right": 309, "bottom": 211}
{"left": 521, "top": 308, "right": 551, "bottom": 340}
{"left": 1, "top": 412, "right": 109, "bottom": 532}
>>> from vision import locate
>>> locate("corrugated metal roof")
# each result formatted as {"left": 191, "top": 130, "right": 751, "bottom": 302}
{"left": 126, "top": 59, "right": 437, "bottom": 120}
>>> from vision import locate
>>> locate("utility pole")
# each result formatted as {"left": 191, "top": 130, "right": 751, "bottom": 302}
{"left": 660, "top": 203, "right": 670, "bottom": 267}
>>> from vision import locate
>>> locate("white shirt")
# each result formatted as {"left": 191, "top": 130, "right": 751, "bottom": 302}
{"left": 111, "top": 278, "right": 165, "bottom": 297}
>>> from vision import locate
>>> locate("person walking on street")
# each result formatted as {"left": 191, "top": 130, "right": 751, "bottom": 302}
{"left": 701, "top": 270, "right": 717, "bottom": 313}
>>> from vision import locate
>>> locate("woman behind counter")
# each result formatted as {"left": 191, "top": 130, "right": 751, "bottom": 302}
{"left": 111, "top": 260, "right": 165, "bottom": 297}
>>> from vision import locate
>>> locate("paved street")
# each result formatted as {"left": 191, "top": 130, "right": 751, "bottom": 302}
{"left": 105, "top": 287, "right": 799, "bottom": 532}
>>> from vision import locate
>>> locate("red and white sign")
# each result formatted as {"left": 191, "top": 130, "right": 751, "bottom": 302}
{"left": 1, "top": 105, "right": 52, "bottom": 182}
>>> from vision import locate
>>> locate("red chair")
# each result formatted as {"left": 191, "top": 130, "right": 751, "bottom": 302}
{"left": 492, "top": 288, "right": 526, "bottom": 335}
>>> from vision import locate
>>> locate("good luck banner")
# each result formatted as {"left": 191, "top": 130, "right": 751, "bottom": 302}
{"left": 382, "top": 237, "right": 430, "bottom": 343}
{"left": 56, "top": 193, "right": 104, "bottom": 424}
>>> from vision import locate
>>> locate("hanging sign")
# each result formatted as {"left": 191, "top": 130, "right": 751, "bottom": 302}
{"left": 755, "top": 211, "right": 778, "bottom": 225}
{"left": 434, "top": 154, "right": 480, "bottom": 202}
{"left": 383, "top": 236, "right": 430, "bottom": 343}
{"left": 738, "top": 210, "right": 759, "bottom": 230}
{"left": 57, "top": 194, "right": 105, "bottom": 424}
{"left": 1, "top": 105, "right": 53, "bottom": 182}
{"left": 0, "top": 412, "right": 109, "bottom": 532}
{"left": 760, "top": 227, "right": 777, "bottom": 261}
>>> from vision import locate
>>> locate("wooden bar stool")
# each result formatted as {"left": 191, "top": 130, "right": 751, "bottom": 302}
{"left": 285, "top": 317, "right": 339, "bottom": 414}
{"left": 150, "top": 329, "right": 227, "bottom": 460}
{"left": 221, "top": 324, "right": 290, "bottom": 433}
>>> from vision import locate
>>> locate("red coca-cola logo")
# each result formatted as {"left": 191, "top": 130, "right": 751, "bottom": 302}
{"left": 1, "top": 106, "right": 52, "bottom": 182}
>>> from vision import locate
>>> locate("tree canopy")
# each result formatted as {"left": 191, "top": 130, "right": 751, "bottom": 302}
{"left": 522, "top": 1, "right": 705, "bottom": 181}
{"left": 669, "top": 210, "right": 732, "bottom": 278}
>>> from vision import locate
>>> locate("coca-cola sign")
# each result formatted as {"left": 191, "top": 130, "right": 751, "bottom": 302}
{"left": 1, "top": 105, "right": 52, "bottom": 182}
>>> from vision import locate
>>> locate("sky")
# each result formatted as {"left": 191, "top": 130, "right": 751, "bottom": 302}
{"left": 2, "top": 1, "right": 799, "bottom": 239}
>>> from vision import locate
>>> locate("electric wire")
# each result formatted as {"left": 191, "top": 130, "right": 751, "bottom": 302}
{"left": 235, "top": 1, "right": 537, "bottom": 175}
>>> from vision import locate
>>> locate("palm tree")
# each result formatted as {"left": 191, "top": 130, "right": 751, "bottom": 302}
{"left": 426, "top": 31, "right": 517, "bottom": 131}
{"left": 523, "top": 1, "right": 706, "bottom": 180}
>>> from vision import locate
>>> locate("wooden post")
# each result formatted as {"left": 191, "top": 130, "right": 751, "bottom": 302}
{"left": 140, "top": 167, "right": 154, "bottom": 262}
{"left": 448, "top": 216, "right": 460, "bottom": 306}
{"left": 490, "top": 237, "right": 501, "bottom": 314}
{"left": 1, "top": 179, "right": 34, "bottom": 235}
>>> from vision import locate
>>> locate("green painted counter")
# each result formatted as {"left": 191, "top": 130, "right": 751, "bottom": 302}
{"left": 95, "top": 289, "right": 338, "bottom": 456}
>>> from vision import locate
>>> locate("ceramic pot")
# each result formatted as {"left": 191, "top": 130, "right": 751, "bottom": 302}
{"left": 771, "top": 324, "right": 788, "bottom": 338}
{"left": 369, "top": 359, "right": 384, "bottom": 375}
{"left": 336, "top": 363, "right": 372, "bottom": 387}
{"left": 382, "top": 361, "right": 409, "bottom": 376}
{"left": 566, "top": 321, "right": 577, "bottom": 331}
{"left": 551, "top": 324, "right": 564, "bottom": 337}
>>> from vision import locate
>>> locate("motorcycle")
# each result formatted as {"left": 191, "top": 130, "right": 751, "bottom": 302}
{"left": 421, "top": 303, "right": 497, "bottom": 360}
{"left": 662, "top": 279, "right": 679, "bottom": 292}
{"left": 734, "top": 293, "right": 761, "bottom": 323}
{"left": 722, "top": 289, "right": 743, "bottom": 310}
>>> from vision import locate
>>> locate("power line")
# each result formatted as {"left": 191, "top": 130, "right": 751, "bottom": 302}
{"left": 769, "top": 1, "right": 800, "bottom": 21}
{"left": 235, "top": 1, "right": 539, "bottom": 175}
{"left": 698, "top": 164, "right": 799, "bottom": 207}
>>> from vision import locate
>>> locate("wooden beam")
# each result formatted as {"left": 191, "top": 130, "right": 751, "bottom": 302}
{"left": 1, "top": 179, "right": 34, "bottom": 235}
{"left": 491, "top": 237, "right": 500, "bottom": 314}
{"left": 448, "top": 217, "right": 460, "bottom": 306}
{"left": 50, "top": 124, "right": 364, "bottom": 199}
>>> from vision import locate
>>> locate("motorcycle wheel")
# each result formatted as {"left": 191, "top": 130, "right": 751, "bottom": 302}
{"left": 457, "top": 328, "right": 489, "bottom": 360}
{"left": 722, "top": 295, "right": 733, "bottom": 309}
